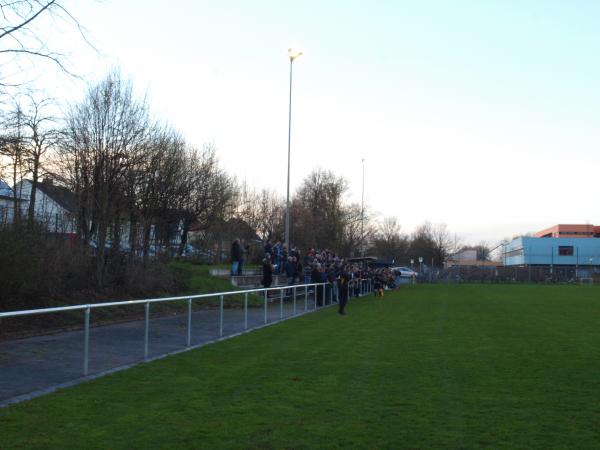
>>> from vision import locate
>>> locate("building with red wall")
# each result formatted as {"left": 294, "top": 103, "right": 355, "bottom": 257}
{"left": 535, "top": 224, "right": 600, "bottom": 239}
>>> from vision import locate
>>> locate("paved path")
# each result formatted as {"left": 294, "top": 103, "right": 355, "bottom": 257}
{"left": 0, "top": 293, "right": 328, "bottom": 405}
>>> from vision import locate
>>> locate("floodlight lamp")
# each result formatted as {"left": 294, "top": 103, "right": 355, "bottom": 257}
{"left": 288, "top": 48, "right": 303, "bottom": 61}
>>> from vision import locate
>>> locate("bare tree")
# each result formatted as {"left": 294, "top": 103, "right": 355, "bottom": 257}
{"left": 231, "top": 183, "right": 285, "bottom": 242}
{"left": 292, "top": 168, "right": 348, "bottom": 251}
{"left": 409, "top": 222, "right": 454, "bottom": 267}
{"left": 134, "top": 124, "right": 186, "bottom": 261}
{"left": 17, "top": 94, "right": 58, "bottom": 229}
{"left": 176, "top": 143, "right": 235, "bottom": 257}
{"left": 339, "top": 202, "right": 373, "bottom": 257}
{"left": 61, "top": 71, "right": 150, "bottom": 286}
{"left": 370, "top": 216, "right": 409, "bottom": 262}
{"left": 0, "top": 106, "right": 26, "bottom": 225}
{"left": 0, "top": 1, "right": 92, "bottom": 90}
{"left": 255, "top": 188, "right": 285, "bottom": 242}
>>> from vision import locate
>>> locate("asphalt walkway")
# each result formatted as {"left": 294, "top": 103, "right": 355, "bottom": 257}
{"left": 0, "top": 293, "right": 325, "bottom": 406}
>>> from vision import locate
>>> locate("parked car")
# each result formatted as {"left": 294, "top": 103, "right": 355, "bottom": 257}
{"left": 391, "top": 266, "right": 418, "bottom": 278}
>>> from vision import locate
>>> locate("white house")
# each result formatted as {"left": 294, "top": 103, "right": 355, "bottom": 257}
{"left": 0, "top": 180, "right": 19, "bottom": 225}
{"left": 15, "top": 178, "right": 77, "bottom": 234}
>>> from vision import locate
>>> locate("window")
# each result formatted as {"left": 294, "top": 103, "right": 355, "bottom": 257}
{"left": 558, "top": 246, "right": 574, "bottom": 256}
{"left": 505, "top": 248, "right": 523, "bottom": 258}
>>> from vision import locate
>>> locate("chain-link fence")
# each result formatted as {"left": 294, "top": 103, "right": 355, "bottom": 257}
{"left": 421, "top": 265, "right": 600, "bottom": 284}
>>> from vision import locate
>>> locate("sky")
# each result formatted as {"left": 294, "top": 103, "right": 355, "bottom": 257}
{"left": 13, "top": 0, "right": 600, "bottom": 245}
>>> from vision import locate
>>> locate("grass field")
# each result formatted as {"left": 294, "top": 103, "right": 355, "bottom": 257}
{"left": 1, "top": 284, "right": 600, "bottom": 449}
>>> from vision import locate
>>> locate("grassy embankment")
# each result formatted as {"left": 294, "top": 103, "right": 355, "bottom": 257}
{"left": 1, "top": 262, "right": 257, "bottom": 339}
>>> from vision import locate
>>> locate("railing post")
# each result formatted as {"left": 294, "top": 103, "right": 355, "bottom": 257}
{"left": 187, "top": 298, "right": 192, "bottom": 347}
{"left": 314, "top": 284, "right": 317, "bottom": 309}
{"left": 304, "top": 285, "right": 308, "bottom": 311}
{"left": 83, "top": 307, "right": 90, "bottom": 376}
{"left": 322, "top": 284, "right": 326, "bottom": 306}
{"left": 264, "top": 290, "right": 268, "bottom": 324}
{"left": 293, "top": 287, "right": 297, "bottom": 315}
{"left": 244, "top": 293, "right": 248, "bottom": 330}
{"left": 219, "top": 295, "right": 224, "bottom": 337}
{"left": 280, "top": 289, "right": 284, "bottom": 319}
{"left": 144, "top": 302, "right": 150, "bottom": 361}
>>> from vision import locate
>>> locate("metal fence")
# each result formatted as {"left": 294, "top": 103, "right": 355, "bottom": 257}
{"left": 0, "top": 278, "right": 372, "bottom": 405}
{"left": 421, "top": 265, "right": 600, "bottom": 284}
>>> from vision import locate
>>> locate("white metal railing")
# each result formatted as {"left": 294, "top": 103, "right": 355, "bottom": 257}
{"left": 0, "top": 278, "right": 372, "bottom": 379}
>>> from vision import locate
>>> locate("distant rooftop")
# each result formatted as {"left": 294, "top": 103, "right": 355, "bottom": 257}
{"left": 0, "top": 180, "right": 14, "bottom": 198}
{"left": 535, "top": 224, "right": 600, "bottom": 238}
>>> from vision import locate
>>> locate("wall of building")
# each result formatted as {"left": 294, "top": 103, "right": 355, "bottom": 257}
{"left": 505, "top": 237, "right": 600, "bottom": 266}
{"left": 535, "top": 224, "right": 596, "bottom": 238}
{"left": 16, "top": 181, "right": 76, "bottom": 233}
{"left": 0, "top": 197, "right": 17, "bottom": 224}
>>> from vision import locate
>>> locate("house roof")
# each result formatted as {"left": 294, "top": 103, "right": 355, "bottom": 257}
{"left": 0, "top": 180, "right": 13, "bottom": 197}
{"left": 34, "top": 181, "right": 77, "bottom": 213}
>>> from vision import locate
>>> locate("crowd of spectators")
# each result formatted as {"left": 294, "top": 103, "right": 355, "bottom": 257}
{"left": 261, "top": 240, "right": 403, "bottom": 312}
{"left": 231, "top": 238, "right": 404, "bottom": 314}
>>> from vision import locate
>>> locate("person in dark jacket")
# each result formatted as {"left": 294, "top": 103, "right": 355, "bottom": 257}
{"left": 295, "top": 258, "right": 303, "bottom": 285}
{"left": 311, "top": 263, "right": 324, "bottom": 306}
{"left": 264, "top": 239, "right": 272, "bottom": 257}
{"left": 285, "top": 256, "right": 296, "bottom": 295}
{"left": 338, "top": 266, "right": 350, "bottom": 315}
{"left": 262, "top": 253, "right": 274, "bottom": 288}
{"left": 231, "top": 239, "right": 242, "bottom": 276}
{"left": 238, "top": 242, "right": 250, "bottom": 275}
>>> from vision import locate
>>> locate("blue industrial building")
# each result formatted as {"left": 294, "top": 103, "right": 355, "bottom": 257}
{"left": 504, "top": 236, "right": 600, "bottom": 267}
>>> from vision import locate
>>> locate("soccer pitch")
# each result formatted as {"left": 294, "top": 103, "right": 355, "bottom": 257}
{"left": 2, "top": 284, "right": 600, "bottom": 449}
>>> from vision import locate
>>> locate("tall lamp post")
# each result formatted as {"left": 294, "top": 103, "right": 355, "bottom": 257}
{"left": 285, "top": 48, "right": 302, "bottom": 251}
{"left": 361, "top": 158, "right": 365, "bottom": 256}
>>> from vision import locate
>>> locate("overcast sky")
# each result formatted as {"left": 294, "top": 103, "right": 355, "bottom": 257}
{"left": 21, "top": 0, "right": 600, "bottom": 245}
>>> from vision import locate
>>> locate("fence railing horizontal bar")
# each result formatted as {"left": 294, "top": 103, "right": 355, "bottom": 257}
{"left": 0, "top": 282, "right": 344, "bottom": 319}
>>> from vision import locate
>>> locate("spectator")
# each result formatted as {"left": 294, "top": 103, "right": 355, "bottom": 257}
{"left": 319, "top": 265, "right": 329, "bottom": 304}
{"left": 290, "top": 246, "right": 299, "bottom": 259}
{"left": 273, "top": 241, "right": 282, "bottom": 271}
{"left": 303, "top": 249, "right": 314, "bottom": 283}
{"left": 338, "top": 265, "right": 350, "bottom": 315}
{"left": 264, "top": 239, "right": 272, "bottom": 257}
{"left": 262, "top": 253, "right": 274, "bottom": 288}
{"left": 238, "top": 241, "right": 250, "bottom": 275}
{"left": 295, "top": 257, "right": 302, "bottom": 285}
{"left": 312, "top": 263, "right": 324, "bottom": 306}
{"left": 285, "top": 256, "right": 296, "bottom": 294}
{"left": 230, "top": 239, "right": 242, "bottom": 276}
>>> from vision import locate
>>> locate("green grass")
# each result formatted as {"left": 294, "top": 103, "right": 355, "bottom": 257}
{"left": 2, "top": 284, "right": 600, "bottom": 449}
{"left": 169, "top": 262, "right": 262, "bottom": 307}
{"left": 169, "top": 262, "right": 239, "bottom": 295}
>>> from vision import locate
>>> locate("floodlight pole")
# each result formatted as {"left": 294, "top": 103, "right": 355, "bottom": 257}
{"left": 361, "top": 158, "right": 365, "bottom": 256}
{"left": 285, "top": 50, "right": 301, "bottom": 250}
